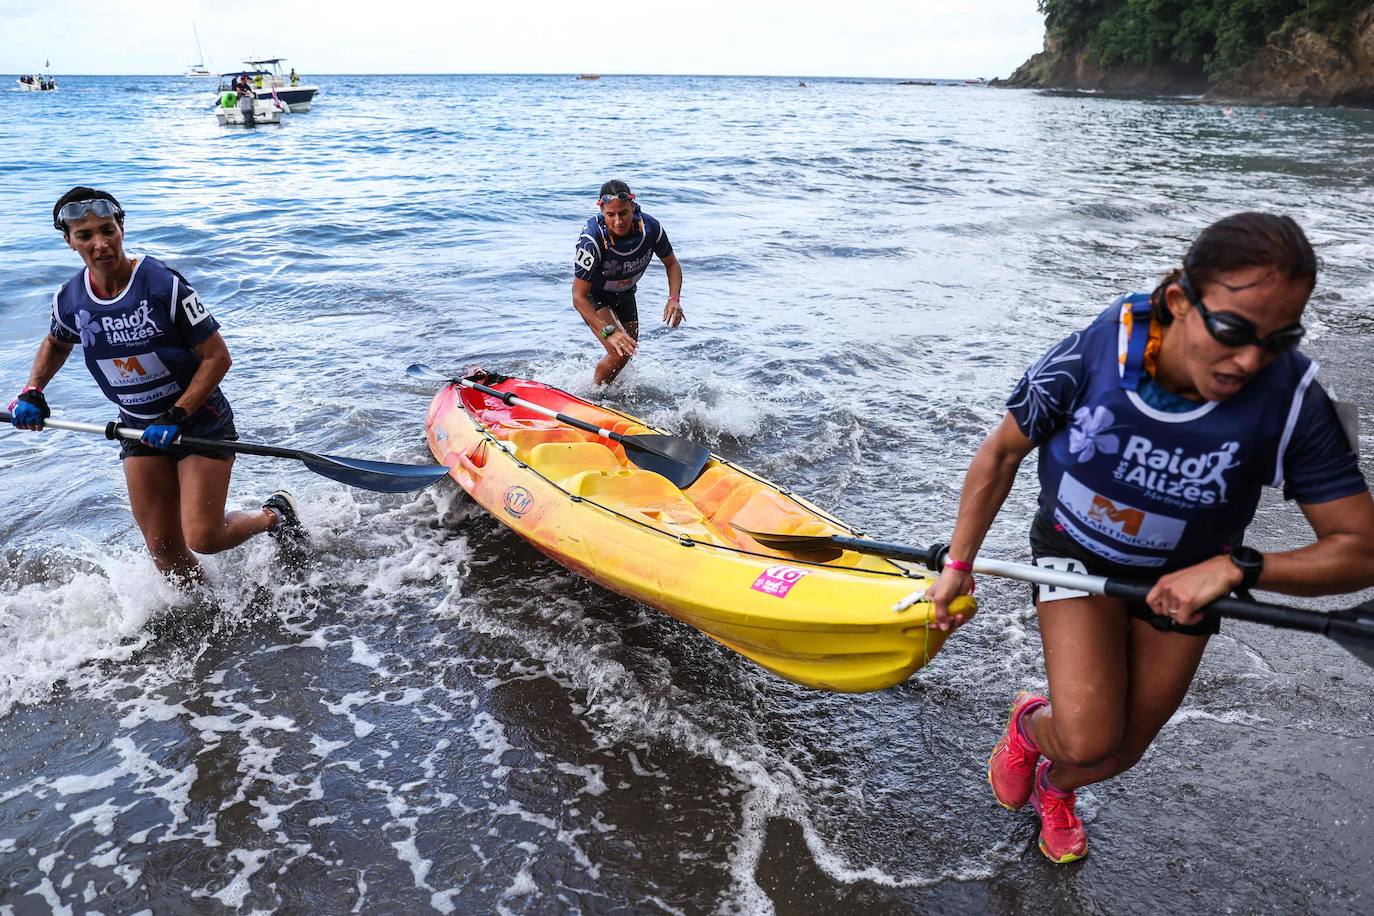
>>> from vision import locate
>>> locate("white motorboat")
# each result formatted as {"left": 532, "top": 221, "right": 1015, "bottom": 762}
{"left": 17, "top": 74, "right": 57, "bottom": 91}
{"left": 215, "top": 90, "right": 289, "bottom": 126}
{"left": 218, "top": 58, "right": 318, "bottom": 111}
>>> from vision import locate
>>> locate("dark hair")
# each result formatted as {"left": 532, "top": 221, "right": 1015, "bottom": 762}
{"left": 52, "top": 186, "right": 124, "bottom": 234}
{"left": 599, "top": 179, "right": 632, "bottom": 198}
{"left": 1149, "top": 212, "right": 1316, "bottom": 325}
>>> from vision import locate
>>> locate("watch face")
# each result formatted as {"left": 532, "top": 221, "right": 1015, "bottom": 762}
{"left": 1231, "top": 546, "right": 1263, "bottom": 569}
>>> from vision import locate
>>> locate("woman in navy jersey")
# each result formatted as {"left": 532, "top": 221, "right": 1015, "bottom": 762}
{"left": 572, "top": 180, "right": 684, "bottom": 385}
{"left": 8, "top": 187, "right": 301, "bottom": 580}
{"left": 928, "top": 213, "right": 1374, "bottom": 863}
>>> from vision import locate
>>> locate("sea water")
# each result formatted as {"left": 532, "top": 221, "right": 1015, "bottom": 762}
{"left": 1, "top": 75, "right": 1372, "bottom": 913}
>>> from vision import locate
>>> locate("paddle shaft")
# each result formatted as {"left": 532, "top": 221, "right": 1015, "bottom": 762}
{"left": 2, "top": 411, "right": 307, "bottom": 460}
{"left": 459, "top": 378, "right": 638, "bottom": 450}
{"left": 830, "top": 533, "right": 1345, "bottom": 638}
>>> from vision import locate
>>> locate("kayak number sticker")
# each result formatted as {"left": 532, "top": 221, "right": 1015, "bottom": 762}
{"left": 503, "top": 486, "right": 534, "bottom": 518}
{"left": 751, "top": 565, "right": 808, "bottom": 599}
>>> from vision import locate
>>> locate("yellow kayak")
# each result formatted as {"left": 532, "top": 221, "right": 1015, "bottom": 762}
{"left": 423, "top": 374, "right": 975, "bottom": 692}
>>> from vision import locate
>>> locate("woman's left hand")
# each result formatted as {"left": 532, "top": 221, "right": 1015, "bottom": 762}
{"left": 1145, "top": 556, "right": 1242, "bottom": 626}
{"left": 663, "top": 297, "right": 684, "bottom": 328}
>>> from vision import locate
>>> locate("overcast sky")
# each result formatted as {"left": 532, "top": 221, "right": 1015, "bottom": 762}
{"left": 2, "top": 0, "right": 1046, "bottom": 78}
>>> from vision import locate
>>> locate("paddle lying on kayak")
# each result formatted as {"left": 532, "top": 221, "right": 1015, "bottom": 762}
{"left": 731, "top": 524, "right": 1374, "bottom": 669}
{"left": 407, "top": 363, "right": 711, "bottom": 488}
{"left": 0, "top": 411, "right": 449, "bottom": 493}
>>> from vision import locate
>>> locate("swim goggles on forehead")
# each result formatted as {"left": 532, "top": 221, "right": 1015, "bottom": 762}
{"left": 55, "top": 198, "right": 124, "bottom": 230}
{"left": 1179, "top": 272, "right": 1305, "bottom": 353}
{"left": 597, "top": 191, "right": 635, "bottom": 205}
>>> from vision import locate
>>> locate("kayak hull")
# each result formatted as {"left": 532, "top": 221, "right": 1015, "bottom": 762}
{"left": 424, "top": 377, "right": 974, "bottom": 692}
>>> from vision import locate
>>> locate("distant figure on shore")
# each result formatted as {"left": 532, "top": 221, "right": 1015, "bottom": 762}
{"left": 572, "top": 180, "right": 684, "bottom": 385}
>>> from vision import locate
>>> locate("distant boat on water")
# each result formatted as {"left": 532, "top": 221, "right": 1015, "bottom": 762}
{"left": 577, "top": 74, "right": 601, "bottom": 80}
{"left": 185, "top": 24, "right": 215, "bottom": 78}
{"left": 218, "top": 57, "right": 319, "bottom": 111}
{"left": 17, "top": 73, "right": 57, "bottom": 91}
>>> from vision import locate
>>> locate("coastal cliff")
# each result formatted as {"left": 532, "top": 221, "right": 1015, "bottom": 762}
{"left": 998, "top": 2, "right": 1374, "bottom": 106}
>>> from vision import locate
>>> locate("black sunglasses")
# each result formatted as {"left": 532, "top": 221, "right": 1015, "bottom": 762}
{"left": 1179, "top": 273, "right": 1305, "bottom": 354}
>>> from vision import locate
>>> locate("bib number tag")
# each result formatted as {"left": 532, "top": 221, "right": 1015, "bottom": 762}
{"left": 574, "top": 248, "right": 597, "bottom": 273}
{"left": 1034, "top": 556, "right": 1090, "bottom": 603}
{"left": 181, "top": 291, "right": 212, "bottom": 326}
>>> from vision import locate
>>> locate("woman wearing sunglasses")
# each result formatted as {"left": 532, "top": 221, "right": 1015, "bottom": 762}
{"left": 8, "top": 187, "right": 302, "bottom": 581}
{"left": 572, "top": 180, "right": 684, "bottom": 385}
{"left": 927, "top": 212, "right": 1374, "bottom": 863}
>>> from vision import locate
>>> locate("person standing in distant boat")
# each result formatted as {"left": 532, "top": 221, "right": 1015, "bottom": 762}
{"left": 7, "top": 187, "right": 303, "bottom": 582}
{"left": 289, "top": 68, "right": 299, "bottom": 86}
{"left": 572, "top": 180, "right": 684, "bottom": 385}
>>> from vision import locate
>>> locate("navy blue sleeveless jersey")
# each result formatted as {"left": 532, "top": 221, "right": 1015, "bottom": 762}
{"left": 1006, "top": 296, "right": 1365, "bottom": 568}
{"left": 573, "top": 209, "right": 673, "bottom": 295}
{"left": 49, "top": 255, "right": 231, "bottom": 421}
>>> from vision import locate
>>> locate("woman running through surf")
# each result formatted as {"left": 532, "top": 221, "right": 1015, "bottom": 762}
{"left": 571, "top": 180, "right": 684, "bottom": 385}
{"left": 8, "top": 187, "right": 302, "bottom": 580}
{"left": 928, "top": 212, "right": 1374, "bottom": 862}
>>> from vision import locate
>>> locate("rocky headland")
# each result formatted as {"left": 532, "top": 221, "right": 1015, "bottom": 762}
{"left": 998, "top": 3, "right": 1374, "bottom": 107}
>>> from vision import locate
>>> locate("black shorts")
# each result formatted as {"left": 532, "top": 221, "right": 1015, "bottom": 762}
{"left": 119, "top": 408, "right": 239, "bottom": 462}
{"left": 592, "top": 289, "right": 638, "bottom": 326}
{"left": 1028, "top": 512, "right": 1220, "bottom": 637}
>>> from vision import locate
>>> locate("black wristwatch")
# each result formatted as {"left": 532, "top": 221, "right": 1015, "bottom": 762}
{"left": 1229, "top": 546, "right": 1264, "bottom": 593}
{"left": 600, "top": 324, "right": 616, "bottom": 339}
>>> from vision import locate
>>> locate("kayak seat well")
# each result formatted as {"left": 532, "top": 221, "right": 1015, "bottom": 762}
{"left": 505, "top": 426, "right": 595, "bottom": 462}
{"left": 570, "top": 469, "right": 713, "bottom": 528}
{"left": 684, "top": 466, "right": 846, "bottom": 554}
{"left": 526, "top": 441, "right": 624, "bottom": 482}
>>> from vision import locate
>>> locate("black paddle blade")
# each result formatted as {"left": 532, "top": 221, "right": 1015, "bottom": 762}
{"left": 621, "top": 434, "right": 711, "bottom": 489}
{"left": 728, "top": 524, "right": 837, "bottom": 552}
{"left": 726, "top": 523, "right": 843, "bottom": 559}
{"left": 1327, "top": 603, "right": 1374, "bottom": 670}
{"left": 302, "top": 453, "right": 451, "bottom": 493}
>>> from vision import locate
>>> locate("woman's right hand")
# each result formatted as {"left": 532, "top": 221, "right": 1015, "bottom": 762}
{"left": 8, "top": 388, "right": 49, "bottom": 430}
{"left": 927, "top": 566, "right": 974, "bottom": 632}
{"left": 607, "top": 329, "right": 637, "bottom": 358}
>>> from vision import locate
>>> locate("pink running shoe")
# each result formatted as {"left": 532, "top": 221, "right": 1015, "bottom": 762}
{"left": 1030, "top": 760, "right": 1088, "bottom": 863}
{"left": 987, "top": 690, "right": 1046, "bottom": 810}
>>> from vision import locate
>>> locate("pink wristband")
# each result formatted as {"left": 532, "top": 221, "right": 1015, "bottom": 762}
{"left": 945, "top": 556, "right": 974, "bottom": 573}
{"left": 667, "top": 296, "right": 680, "bottom": 302}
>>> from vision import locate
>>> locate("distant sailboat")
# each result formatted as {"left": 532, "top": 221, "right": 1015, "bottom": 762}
{"left": 185, "top": 24, "right": 214, "bottom": 77}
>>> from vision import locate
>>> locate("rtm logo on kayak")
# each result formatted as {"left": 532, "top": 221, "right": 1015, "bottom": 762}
{"left": 751, "top": 565, "right": 808, "bottom": 599}
{"left": 503, "top": 486, "right": 534, "bottom": 518}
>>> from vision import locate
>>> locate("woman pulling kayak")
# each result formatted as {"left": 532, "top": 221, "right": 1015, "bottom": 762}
{"left": 8, "top": 187, "right": 302, "bottom": 580}
{"left": 929, "top": 212, "right": 1374, "bottom": 863}
{"left": 572, "top": 180, "right": 684, "bottom": 385}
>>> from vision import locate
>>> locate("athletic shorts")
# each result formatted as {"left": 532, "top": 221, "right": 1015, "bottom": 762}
{"left": 591, "top": 289, "right": 638, "bottom": 326}
{"left": 119, "top": 406, "right": 238, "bottom": 462}
{"left": 1028, "top": 512, "right": 1220, "bottom": 637}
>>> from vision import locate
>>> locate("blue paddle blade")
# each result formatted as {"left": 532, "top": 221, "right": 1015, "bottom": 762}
{"left": 302, "top": 454, "right": 450, "bottom": 493}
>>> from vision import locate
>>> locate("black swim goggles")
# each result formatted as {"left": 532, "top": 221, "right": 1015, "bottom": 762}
{"left": 597, "top": 191, "right": 635, "bottom": 205}
{"left": 55, "top": 198, "right": 124, "bottom": 231}
{"left": 1179, "top": 273, "right": 1305, "bottom": 354}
